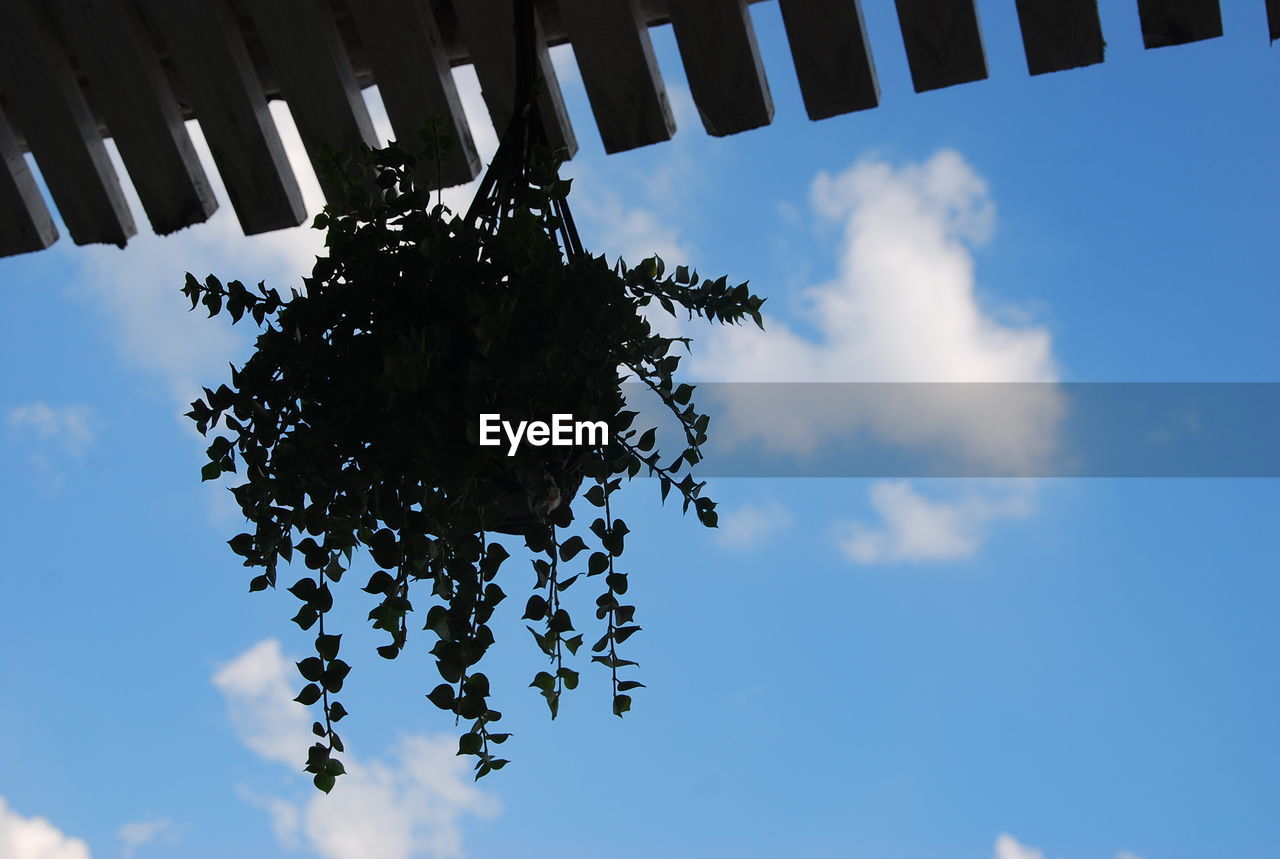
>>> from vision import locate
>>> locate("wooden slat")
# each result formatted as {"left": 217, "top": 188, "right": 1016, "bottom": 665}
{"left": 0, "top": 108, "right": 58, "bottom": 256}
{"left": 50, "top": 0, "right": 217, "bottom": 235}
{"left": 0, "top": 0, "right": 136, "bottom": 247}
{"left": 1270, "top": 0, "right": 1280, "bottom": 41}
{"left": 453, "top": 0, "right": 578, "bottom": 156}
{"left": 143, "top": 0, "right": 306, "bottom": 235}
{"left": 893, "top": 0, "right": 988, "bottom": 93}
{"left": 1013, "top": 0, "right": 1105, "bottom": 74}
{"left": 559, "top": 0, "right": 674, "bottom": 153}
{"left": 668, "top": 0, "right": 774, "bottom": 136}
{"left": 251, "top": 0, "right": 378, "bottom": 204}
{"left": 345, "top": 0, "right": 481, "bottom": 188}
{"left": 777, "top": 0, "right": 879, "bottom": 120}
{"left": 1137, "top": 0, "right": 1222, "bottom": 48}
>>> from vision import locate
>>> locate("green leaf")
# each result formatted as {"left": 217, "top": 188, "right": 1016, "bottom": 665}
{"left": 200, "top": 462, "right": 221, "bottom": 482}
{"left": 613, "top": 694, "right": 632, "bottom": 716}
{"left": 294, "top": 683, "right": 323, "bottom": 705}
{"left": 297, "top": 657, "right": 324, "bottom": 682}
{"left": 613, "top": 625, "right": 641, "bottom": 643}
{"left": 322, "top": 660, "right": 351, "bottom": 693}
{"left": 313, "top": 772, "right": 336, "bottom": 793}
{"left": 558, "top": 535, "right": 588, "bottom": 562}
{"left": 426, "top": 684, "right": 456, "bottom": 709}
{"left": 458, "top": 732, "right": 483, "bottom": 756}
{"left": 521, "top": 595, "right": 547, "bottom": 621}
{"left": 316, "top": 633, "right": 341, "bottom": 661}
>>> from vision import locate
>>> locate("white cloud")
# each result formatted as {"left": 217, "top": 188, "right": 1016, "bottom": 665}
{"left": 714, "top": 500, "right": 793, "bottom": 550}
{"left": 567, "top": 176, "right": 694, "bottom": 268}
{"left": 0, "top": 797, "right": 91, "bottom": 859}
{"left": 116, "top": 819, "right": 172, "bottom": 858}
{"left": 213, "top": 639, "right": 499, "bottom": 859}
{"left": 697, "top": 150, "right": 1055, "bottom": 384}
{"left": 690, "top": 151, "right": 1062, "bottom": 475}
{"left": 211, "top": 639, "right": 315, "bottom": 767}
{"left": 6, "top": 402, "right": 96, "bottom": 492}
{"left": 7, "top": 403, "right": 93, "bottom": 456}
{"left": 993, "top": 834, "right": 1142, "bottom": 859}
{"left": 837, "top": 480, "right": 1034, "bottom": 564}
{"left": 680, "top": 151, "right": 1063, "bottom": 561}
{"left": 995, "top": 833, "right": 1046, "bottom": 859}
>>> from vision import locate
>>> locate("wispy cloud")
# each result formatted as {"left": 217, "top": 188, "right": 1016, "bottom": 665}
{"left": 6, "top": 402, "right": 95, "bottom": 492}
{"left": 7, "top": 402, "right": 93, "bottom": 456}
{"left": 0, "top": 796, "right": 91, "bottom": 859}
{"left": 714, "top": 500, "right": 794, "bottom": 550}
{"left": 117, "top": 818, "right": 173, "bottom": 858}
{"left": 837, "top": 480, "right": 1034, "bottom": 564}
{"left": 994, "top": 833, "right": 1143, "bottom": 859}
{"left": 995, "top": 833, "right": 1046, "bottom": 859}
{"left": 212, "top": 639, "right": 499, "bottom": 859}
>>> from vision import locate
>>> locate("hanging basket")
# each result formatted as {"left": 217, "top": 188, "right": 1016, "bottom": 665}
{"left": 183, "top": 0, "right": 766, "bottom": 789}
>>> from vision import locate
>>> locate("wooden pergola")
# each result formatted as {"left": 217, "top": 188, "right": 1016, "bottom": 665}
{"left": 0, "top": 0, "right": 1274, "bottom": 259}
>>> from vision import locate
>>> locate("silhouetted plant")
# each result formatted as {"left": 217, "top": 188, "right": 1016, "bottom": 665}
{"left": 184, "top": 91, "right": 761, "bottom": 794}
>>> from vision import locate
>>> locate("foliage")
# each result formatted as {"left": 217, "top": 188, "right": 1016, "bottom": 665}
{"left": 183, "top": 132, "right": 764, "bottom": 789}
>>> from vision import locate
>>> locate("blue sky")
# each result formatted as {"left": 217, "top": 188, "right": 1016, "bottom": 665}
{"left": 2, "top": 3, "right": 1278, "bottom": 858}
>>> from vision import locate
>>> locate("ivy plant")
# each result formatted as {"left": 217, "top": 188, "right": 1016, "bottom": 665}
{"left": 184, "top": 130, "right": 764, "bottom": 790}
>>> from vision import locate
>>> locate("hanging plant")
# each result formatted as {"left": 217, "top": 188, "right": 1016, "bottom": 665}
{"left": 182, "top": 6, "right": 763, "bottom": 791}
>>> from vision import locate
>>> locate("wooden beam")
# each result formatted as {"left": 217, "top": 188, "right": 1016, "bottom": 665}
{"left": 667, "top": 0, "right": 774, "bottom": 136}
{"left": 1136, "top": 0, "right": 1222, "bottom": 48}
{"left": 251, "top": 0, "right": 378, "bottom": 204}
{"left": 893, "top": 0, "right": 988, "bottom": 93}
{"left": 50, "top": 0, "right": 217, "bottom": 235}
{"left": 453, "top": 0, "right": 578, "bottom": 156}
{"left": 0, "top": 0, "right": 136, "bottom": 247}
{"left": 1013, "top": 0, "right": 1105, "bottom": 75}
{"left": 0, "top": 108, "right": 58, "bottom": 257}
{"left": 777, "top": 0, "right": 878, "bottom": 120}
{"left": 143, "top": 0, "right": 306, "bottom": 235}
{"left": 345, "top": 0, "right": 481, "bottom": 188}
{"left": 559, "top": 0, "right": 674, "bottom": 153}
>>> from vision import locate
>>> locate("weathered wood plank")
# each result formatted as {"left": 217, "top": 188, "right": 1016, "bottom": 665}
{"left": 50, "top": 0, "right": 217, "bottom": 235}
{"left": 559, "top": 0, "right": 674, "bottom": 153}
{"left": 453, "top": 0, "right": 578, "bottom": 155}
{"left": 1013, "top": 0, "right": 1105, "bottom": 74}
{"left": 143, "top": 0, "right": 306, "bottom": 234}
{"left": 777, "top": 0, "right": 878, "bottom": 120}
{"left": 251, "top": 0, "right": 378, "bottom": 203}
{"left": 893, "top": 0, "right": 988, "bottom": 93}
{"left": 0, "top": 108, "right": 58, "bottom": 257}
{"left": 1137, "top": 0, "right": 1223, "bottom": 48}
{"left": 0, "top": 0, "right": 136, "bottom": 247}
{"left": 345, "top": 0, "right": 481, "bottom": 188}
{"left": 667, "top": 0, "right": 774, "bottom": 136}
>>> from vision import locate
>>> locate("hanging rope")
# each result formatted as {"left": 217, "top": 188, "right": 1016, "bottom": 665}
{"left": 464, "top": 0, "right": 584, "bottom": 260}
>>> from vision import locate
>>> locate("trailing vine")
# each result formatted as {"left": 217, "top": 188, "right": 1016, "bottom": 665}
{"left": 184, "top": 4, "right": 762, "bottom": 790}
